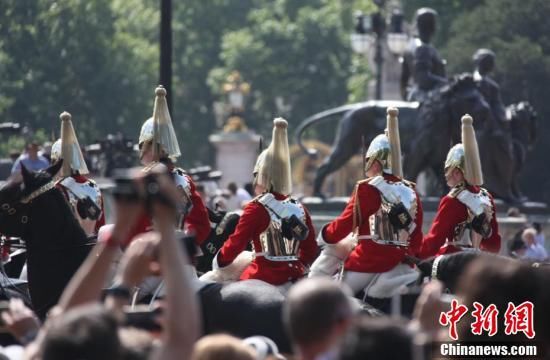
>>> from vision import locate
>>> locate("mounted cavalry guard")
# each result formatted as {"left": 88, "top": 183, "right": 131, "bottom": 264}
{"left": 419, "top": 114, "right": 501, "bottom": 258}
{"left": 51, "top": 112, "right": 104, "bottom": 237}
{"left": 209, "top": 118, "right": 318, "bottom": 289}
{"left": 310, "top": 108, "right": 423, "bottom": 297}
{"left": 128, "top": 85, "right": 210, "bottom": 246}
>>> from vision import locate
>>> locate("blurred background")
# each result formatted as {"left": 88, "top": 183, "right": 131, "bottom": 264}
{"left": 1, "top": 0, "right": 549, "bottom": 201}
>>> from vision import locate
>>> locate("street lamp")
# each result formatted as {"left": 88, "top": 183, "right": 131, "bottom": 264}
{"left": 351, "top": 3, "right": 408, "bottom": 100}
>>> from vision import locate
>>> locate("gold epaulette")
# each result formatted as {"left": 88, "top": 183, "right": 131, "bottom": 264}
{"left": 448, "top": 183, "right": 466, "bottom": 198}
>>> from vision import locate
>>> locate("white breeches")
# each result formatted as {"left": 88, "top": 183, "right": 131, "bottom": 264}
{"left": 343, "top": 263, "right": 418, "bottom": 298}
{"left": 309, "top": 233, "right": 357, "bottom": 279}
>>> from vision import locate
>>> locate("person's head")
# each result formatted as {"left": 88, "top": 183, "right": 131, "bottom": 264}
{"left": 522, "top": 227, "right": 537, "bottom": 246}
{"left": 507, "top": 207, "right": 522, "bottom": 217}
{"left": 139, "top": 139, "right": 162, "bottom": 165}
{"left": 415, "top": 8, "right": 438, "bottom": 42}
{"left": 26, "top": 142, "right": 40, "bottom": 158}
{"left": 227, "top": 182, "right": 238, "bottom": 195}
{"left": 339, "top": 317, "right": 414, "bottom": 360}
{"left": 533, "top": 222, "right": 542, "bottom": 234}
{"left": 509, "top": 237, "right": 527, "bottom": 258}
{"left": 473, "top": 48, "right": 496, "bottom": 75}
{"left": 444, "top": 166, "right": 465, "bottom": 188}
{"left": 191, "top": 334, "right": 256, "bottom": 360}
{"left": 284, "top": 278, "right": 354, "bottom": 359}
{"left": 41, "top": 305, "right": 122, "bottom": 360}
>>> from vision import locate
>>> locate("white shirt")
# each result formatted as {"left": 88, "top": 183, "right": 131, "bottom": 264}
{"left": 523, "top": 243, "right": 548, "bottom": 261}
{"left": 535, "top": 232, "right": 545, "bottom": 247}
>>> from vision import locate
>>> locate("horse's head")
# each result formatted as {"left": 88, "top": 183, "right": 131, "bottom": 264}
{"left": 507, "top": 101, "right": 537, "bottom": 151}
{"left": 0, "top": 161, "right": 63, "bottom": 237}
{"left": 441, "top": 74, "right": 492, "bottom": 139}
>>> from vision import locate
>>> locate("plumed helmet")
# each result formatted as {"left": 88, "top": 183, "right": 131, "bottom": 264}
{"left": 365, "top": 107, "right": 403, "bottom": 177}
{"left": 254, "top": 118, "right": 292, "bottom": 195}
{"left": 56, "top": 112, "right": 89, "bottom": 176}
{"left": 444, "top": 114, "right": 484, "bottom": 185}
{"left": 139, "top": 85, "right": 181, "bottom": 161}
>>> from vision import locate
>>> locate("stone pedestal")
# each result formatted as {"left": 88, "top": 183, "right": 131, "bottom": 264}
{"left": 209, "top": 131, "right": 261, "bottom": 188}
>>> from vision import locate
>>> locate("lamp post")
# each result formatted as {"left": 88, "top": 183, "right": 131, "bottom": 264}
{"left": 160, "top": 0, "right": 172, "bottom": 113}
{"left": 351, "top": 2, "right": 408, "bottom": 100}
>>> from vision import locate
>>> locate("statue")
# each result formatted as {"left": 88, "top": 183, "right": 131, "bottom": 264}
{"left": 473, "top": 49, "right": 507, "bottom": 127}
{"left": 296, "top": 75, "right": 538, "bottom": 203}
{"left": 400, "top": 8, "right": 447, "bottom": 102}
{"left": 297, "top": 75, "right": 491, "bottom": 197}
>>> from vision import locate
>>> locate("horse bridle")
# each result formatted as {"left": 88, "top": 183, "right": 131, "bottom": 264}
{"left": 0, "top": 181, "right": 57, "bottom": 225}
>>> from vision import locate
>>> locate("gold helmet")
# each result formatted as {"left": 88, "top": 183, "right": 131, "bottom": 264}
{"left": 365, "top": 107, "right": 403, "bottom": 177}
{"left": 54, "top": 112, "right": 89, "bottom": 176}
{"left": 139, "top": 85, "right": 181, "bottom": 161}
{"left": 444, "top": 114, "right": 484, "bottom": 186}
{"left": 254, "top": 118, "right": 292, "bottom": 195}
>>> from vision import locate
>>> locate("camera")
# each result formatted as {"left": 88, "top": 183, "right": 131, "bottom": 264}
{"left": 123, "top": 305, "right": 163, "bottom": 332}
{"left": 111, "top": 167, "right": 184, "bottom": 216}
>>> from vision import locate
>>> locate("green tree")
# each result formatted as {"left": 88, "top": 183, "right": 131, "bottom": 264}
{"left": 0, "top": 0, "right": 158, "bottom": 145}
{"left": 208, "top": 0, "right": 356, "bottom": 145}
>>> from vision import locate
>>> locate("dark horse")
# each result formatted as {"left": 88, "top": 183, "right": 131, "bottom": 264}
{"left": 0, "top": 161, "right": 91, "bottom": 318}
{"left": 296, "top": 74, "right": 492, "bottom": 197}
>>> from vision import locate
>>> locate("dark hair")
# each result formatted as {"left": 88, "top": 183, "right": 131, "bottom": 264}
{"left": 284, "top": 278, "right": 352, "bottom": 346}
{"left": 227, "top": 182, "right": 238, "bottom": 194}
{"left": 339, "top": 317, "right": 413, "bottom": 360}
{"left": 42, "top": 305, "right": 122, "bottom": 360}
{"left": 457, "top": 257, "right": 548, "bottom": 343}
{"left": 533, "top": 222, "right": 542, "bottom": 233}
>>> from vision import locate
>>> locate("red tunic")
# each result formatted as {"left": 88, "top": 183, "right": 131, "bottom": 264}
{"left": 217, "top": 193, "right": 318, "bottom": 285}
{"left": 418, "top": 185, "right": 501, "bottom": 259}
{"left": 57, "top": 174, "right": 105, "bottom": 234}
{"left": 126, "top": 173, "right": 210, "bottom": 246}
{"left": 323, "top": 174, "right": 424, "bottom": 273}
